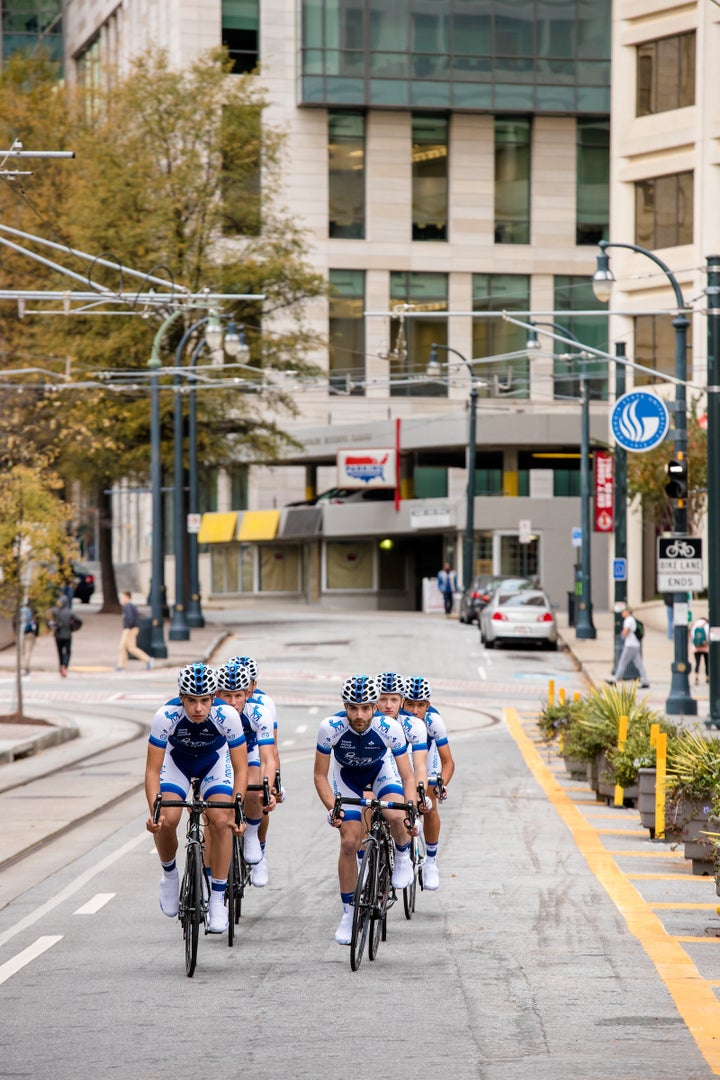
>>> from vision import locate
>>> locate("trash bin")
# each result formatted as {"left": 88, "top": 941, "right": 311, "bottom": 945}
{"left": 136, "top": 616, "right": 153, "bottom": 657}
{"left": 567, "top": 591, "right": 576, "bottom": 628}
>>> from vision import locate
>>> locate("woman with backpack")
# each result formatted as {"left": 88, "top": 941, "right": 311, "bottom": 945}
{"left": 691, "top": 616, "right": 709, "bottom": 684}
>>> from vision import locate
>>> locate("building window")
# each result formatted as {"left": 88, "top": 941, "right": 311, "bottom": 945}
{"left": 222, "top": 0, "right": 259, "bottom": 74}
{"left": 553, "top": 276, "right": 609, "bottom": 401}
{"left": 329, "top": 269, "right": 365, "bottom": 395}
{"left": 389, "top": 272, "right": 448, "bottom": 397}
{"left": 634, "top": 315, "right": 693, "bottom": 387}
{"left": 301, "top": 0, "right": 610, "bottom": 114}
{"left": 495, "top": 118, "right": 530, "bottom": 244}
{"left": 221, "top": 106, "right": 261, "bottom": 236}
{"left": 3, "top": 0, "right": 63, "bottom": 65}
{"left": 576, "top": 118, "right": 609, "bottom": 245}
{"left": 211, "top": 544, "right": 254, "bottom": 593}
{"left": 259, "top": 546, "right": 301, "bottom": 591}
{"left": 412, "top": 114, "right": 448, "bottom": 241}
{"left": 329, "top": 112, "right": 365, "bottom": 239}
{"left": 472, "top": 274, "right": 530, "bottom": 399}
{"left": 637, "top": 32, "right": 695, "bottom": 117}
{"left": 326, "top": 541, "right": 374, "bottom": 590}
{"left": 413, "top": 466, "right": 447, "bottom": 498}
{"left": 636, "top": 172, "right": 693, "bottom": 249}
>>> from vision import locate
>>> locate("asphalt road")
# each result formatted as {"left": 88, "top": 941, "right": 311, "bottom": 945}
{"left": 0, "top": 610, "right": 718, "bottom": 1079}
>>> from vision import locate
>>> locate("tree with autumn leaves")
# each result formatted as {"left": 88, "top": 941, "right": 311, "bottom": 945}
{"left": 0, "top": 48, "right": 324, "bottom": 611}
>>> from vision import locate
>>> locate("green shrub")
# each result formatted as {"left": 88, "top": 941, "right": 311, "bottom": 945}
{"left": 607, "top": 716, "right": 678, "bottom": 789}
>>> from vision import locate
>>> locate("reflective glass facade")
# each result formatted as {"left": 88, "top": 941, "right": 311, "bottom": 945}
{"left": 2, "top": 0, "right": 62, "bottom": 66}
{"left": 472, "top": 274, "right": 530, "bottom": 398}
{"left": 552, "top": 276, "right": 609, "bottom": 400}
{"left": 328, "top": 268, "right": 366, "bottom": 394}
{"left": 301, "top": 0, "right": 610, "bottom": 113}
{"left": 389, "top": 271, "right": 448, "bottom": 397}
{"left": 328, "top": 111, "right": 365, "bottom": 237}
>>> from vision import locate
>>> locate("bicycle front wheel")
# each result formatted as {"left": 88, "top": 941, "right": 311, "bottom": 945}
{"left": 351, "top": 839, "right": 377, "bottom": 972}
{"left": 182, "top": 844, "right": 204, "bottom": 977}
{"left": 227, "top": 837, "right": 240, "bottom": 947}
{"left": 369, "top": 838, "right": 391, "bottom": 960}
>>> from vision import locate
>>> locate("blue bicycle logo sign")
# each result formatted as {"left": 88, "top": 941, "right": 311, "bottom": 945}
{"left": 611, "top": 391, "right": 670, "bottom": 453}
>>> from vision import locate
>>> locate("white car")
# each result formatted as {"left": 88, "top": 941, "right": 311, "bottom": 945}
{"left": 479, "top": 589, "right": 558, "bottom": 650}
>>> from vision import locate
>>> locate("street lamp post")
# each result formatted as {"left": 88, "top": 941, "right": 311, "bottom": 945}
{"left": 169, "top": 315, "right": 246, "bottom": 638}
{"left": 428, "top": 343, "right": 477, "bottom": 590}
{"left": 526, "top": 322, "right": 596, "bottom": 639}
{"left": 593, "top": 240, "right": 695, "bottom": 715}
{"left": 147, "top": 309, "right": 185, "bottom": 658}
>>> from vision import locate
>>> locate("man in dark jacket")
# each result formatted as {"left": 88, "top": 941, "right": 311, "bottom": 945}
{"left": 50, "top": 595, "right": 74, "bottom": 677}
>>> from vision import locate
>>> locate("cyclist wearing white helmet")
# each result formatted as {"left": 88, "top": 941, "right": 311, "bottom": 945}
{"left": 225, "top": 654, "right": 283, "bottom": 888}
{"left": 216, "top": 659, "right": 277, "bottom": 886}
{"left": 403, "top": 675, "right": 455, "bottom": 891}
{"left": 377, "top": 672, "right": 430, "bottom": 793}
{"left": 314, "top": 674, "right": 418, "bottom": 946}
{"left": 145, "top": 662, "right": 248, "bottom": 934}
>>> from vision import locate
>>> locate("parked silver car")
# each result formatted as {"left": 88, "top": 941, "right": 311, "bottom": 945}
{"left": 479, "top": 588, "right": 558, "bottom": 650}
{"left": 458, "top": 574, "right": 534, "bottom": 624}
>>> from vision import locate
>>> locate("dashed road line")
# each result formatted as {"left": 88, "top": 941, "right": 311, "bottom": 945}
{"left": 73, "top": 893, "right": 115, "bottom": 915}
{"left": 0, "top": 936, "right": 63, "bottom": 986}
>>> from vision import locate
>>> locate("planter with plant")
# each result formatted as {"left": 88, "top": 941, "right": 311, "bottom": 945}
{"left": 607, "top": 716, "right": 677, "bottom": 829}
{"left": 664, "top": 731, "right": 720, "bottom": 874}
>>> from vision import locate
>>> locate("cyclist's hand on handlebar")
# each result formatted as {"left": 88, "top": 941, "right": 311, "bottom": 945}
{"left": 263, "top": 792, "right": 278, "bottom": 814}
{"left": 231, "top": 819, "right": 247, "bottom": 836}
{"left": 273, "top": 784, "right": 287, "bottom": 804}
{"left": 146, "top": 813, "right": 164, "bottom": 834}
{"left": 327, "top": 808, "right": 344, "bottom": 828}
{"left": 418, "top": 796, "right": 433, "bottom": 814}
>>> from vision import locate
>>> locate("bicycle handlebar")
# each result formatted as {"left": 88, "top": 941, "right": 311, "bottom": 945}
{"left": 246, "top": 777, "right": 271, "bottom": 806}
{"left": 331, "top": 794, "right": 417, "bottom": 817}
{"left": 435, "top": 774, "right": 447, "bottom": 801}
{"left": 152, "top": 792, "right": 244, "bottom": 826}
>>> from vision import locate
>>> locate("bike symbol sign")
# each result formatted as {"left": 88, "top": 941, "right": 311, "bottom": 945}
{"left": 656, "top": 536, "right": 703, "bottom": 592}
{"left": 611, "top": 391, "right": 670, "bottom": 453}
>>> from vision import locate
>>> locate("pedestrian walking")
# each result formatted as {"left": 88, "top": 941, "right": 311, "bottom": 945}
{"left": 437, "top": 562, "right": 458, "bottom": 616}
{"left": 607, "top": 605, "right": 649, "bottom": 689}
{"left": 49, "top": 595, "right": 77, "bottom": 677}
{"left": 15, "top": 602, "right": 39, "bottom": 675}
{"left": 116, "top": 591, "right": 153, "bottom": 671}
{"left": 691, "top": 615, "right": 709, "bottom": 685}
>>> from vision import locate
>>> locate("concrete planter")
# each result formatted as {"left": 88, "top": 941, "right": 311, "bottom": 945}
{"left": 665, "top": 794, "right": 714, "bottom": 876}
{"left": 596, "top": 751, "right": 639, "bottom": 807}
{"left": 563, "top": 754, "right": 587, "bottom": 781}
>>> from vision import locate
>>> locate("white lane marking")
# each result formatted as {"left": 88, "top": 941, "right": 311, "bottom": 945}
{"left": 296, "top": 724, "right": 308, "bottom": 733}
{"left": 0, "top": 936, "right": 63, "bottom": 986}
{"left": 282, "top": 739, "right": 296, "bottom": 747}
{"left": 477, "top": 665, "right": 488, "bottom": 680}
{"left": 73, "top": 893, "right": 115, "bottom": 916}
{"left": 307, "top": 707, "right": 318, "bottom": 715}
{"left": 0, "top": 831, "right": 147, "bottom": 951}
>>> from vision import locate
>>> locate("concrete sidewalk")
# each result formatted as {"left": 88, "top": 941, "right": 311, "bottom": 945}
{"left": 558, "top": 598, "right": 710, "bottom": 724}
{"left": 0, "top": 604, "right": 234, "bottom": 765}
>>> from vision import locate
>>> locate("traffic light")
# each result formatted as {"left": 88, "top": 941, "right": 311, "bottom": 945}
{"left": 665, "top": 458, "right": 688, "bottom": 500}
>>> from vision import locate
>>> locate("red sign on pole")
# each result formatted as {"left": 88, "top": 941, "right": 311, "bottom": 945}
{"left": 594, "top": 450, "right": 614, "bottom": 533}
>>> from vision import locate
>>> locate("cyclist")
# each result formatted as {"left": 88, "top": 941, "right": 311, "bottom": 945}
{"left": 403, "top": 676, "right": 455, "bottom": 891}
{"left": 227, "top": 654, "right": 283, "bottom": 888}
{"left": 314, "top": 674, "right": 418, "bottom": 946}
{"left": 217, "top": 659, "right": 277, "bottom": 883}
{"left": 377, "top": 671, "right": 430, "bottom": 792}
{"left": 145, "top": 662, "right": 248, "bottom": 934}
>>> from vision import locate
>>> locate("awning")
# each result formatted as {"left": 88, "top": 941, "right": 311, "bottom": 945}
{"left": 237, "top": 509, "right": 280, "bottom": 542}
{"left": 280, "top": 507, "right": 323, "bottom": 538}
{"left": 197, "top": 512, "right": 238, "bottom": 544}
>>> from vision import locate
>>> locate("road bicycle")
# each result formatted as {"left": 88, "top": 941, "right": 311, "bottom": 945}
{"left": 403, "top": 781, "right": 429, "bottom": 920}
{"left": 332, "top": 793, "right": 418, "bottom": 972}
{"left": 226, "top": 772, "right": 280, "bottom": 946}
{"left": 152, "top": 781, "right": 243, "bottom": 977}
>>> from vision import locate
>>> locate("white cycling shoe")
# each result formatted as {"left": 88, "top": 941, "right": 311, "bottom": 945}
{"left": 251, "top": 856, "right": 268, "bottom": 887}
{"left": 422, "top": 859, "right": 440, "bottom": 891}
{"left": 159, "top": 872, "right": 179, "bottom": 917}
{"left": 243, "top": 828, "right": 262, "bottom": 865}
{"left": 391, "top": 850, "right": 414, "bottom": 890}
{"left": 335, "top": 905, "right": 354, "bottom": 945}
{"left": 207, "top": 894, "right": 228, "bottom": 934}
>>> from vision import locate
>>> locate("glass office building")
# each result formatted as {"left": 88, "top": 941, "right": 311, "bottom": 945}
{"left": 301, "top": 0, "right": 610, "bottom": 113}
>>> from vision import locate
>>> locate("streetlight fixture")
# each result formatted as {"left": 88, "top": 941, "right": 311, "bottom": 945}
{"left": 526, "top": 321, "right": 596, "bottom": 639}
{"left": 592, "top": 239, "right": 695, "bottom": 715}
{"left": 427, "top": 343, "right": 477, "bottom": 591}
{"left": 170, "top": 316, "right": 249, "bottom": 639}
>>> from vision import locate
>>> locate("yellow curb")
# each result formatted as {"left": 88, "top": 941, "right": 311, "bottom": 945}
{"left": 506, "top": 706, "right": 720, "bottom": 1075}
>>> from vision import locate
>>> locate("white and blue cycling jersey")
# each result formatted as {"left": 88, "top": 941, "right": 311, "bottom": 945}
{"left": 150, "top": 699, "right": 246, "bottom": 798}
{"left": 418, "top": 704, "right": 449, "bottom": 782}
{"left": 248, "top": 686, "right": 277, "bottom": 737}
{"left": 236, "top": 696, "right": 275, "bottom": 767}
{"left": 317, "top": 712, "right": 407, "bottom": 817}
{"left": 398, "top": 708, "right": 429, "bottom": 754}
